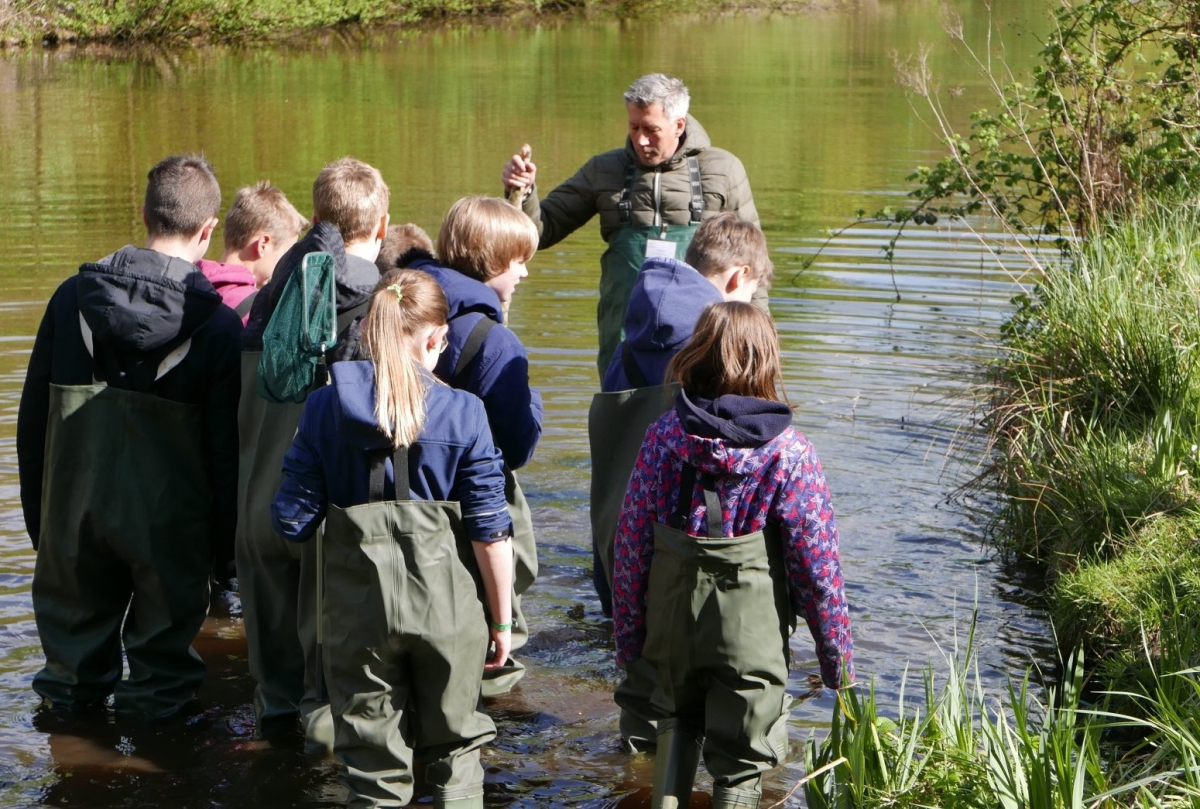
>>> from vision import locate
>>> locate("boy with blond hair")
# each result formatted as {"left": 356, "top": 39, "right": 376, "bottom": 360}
{"left": 238, "top": 157, "right": 389, "bottom": 747}
{"left": 590, "top": 213, "right": 773, "bottom": 750}
{"left": 410, "top": 195, "right": 542, "bottom": 695}
{"left": 197, "top": 181, "right": 308, "bottom": 324}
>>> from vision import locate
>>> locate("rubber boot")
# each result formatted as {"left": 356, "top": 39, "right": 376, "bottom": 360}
{"left": 711, "top": 785, "right": 761, "bottom": 808}
{"left": 433, "top": 793, "right": 483, "bottom": 809}
{"left": 651, "top": 719, "right": 702, "bottom": 808}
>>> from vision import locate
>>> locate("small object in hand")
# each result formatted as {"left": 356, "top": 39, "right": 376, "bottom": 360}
{"left": 507, "top": 144, "right": 532, "bottom": 207}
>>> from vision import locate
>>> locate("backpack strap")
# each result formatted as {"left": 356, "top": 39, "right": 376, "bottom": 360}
{"left": 367, "top": 445, "right": 411, "bottom": 503}
{"left": 670, "top": 463, "right": 723, "bottom": 537}
{"left": 686, "top": 156, "right": 704, "bottom": 224}
{"left": 618, "top": 161, "right": 637, "bottom": 225}
{"left": 336, "top": 301, "right": 371, "bottom": 336}
{"left": 621, "top": 342, "right": 650, "bottom": 389}
{"left": 234, "top": 289, "right": 258, "bottom": 319}
{"left": 452, "top": 316, "right": 498, "bottom": 386}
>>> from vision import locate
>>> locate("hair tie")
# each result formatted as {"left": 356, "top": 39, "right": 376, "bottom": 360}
{"left": 387, "top": 283, "right": 403, "bottom": 301}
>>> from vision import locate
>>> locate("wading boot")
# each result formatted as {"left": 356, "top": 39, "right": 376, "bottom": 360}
{"left": 711, "top": 785, "right": 761, "bottom": 808}
{"left": 432, "top": 792, "right": 484, "bottom": 809}
{"left": 651, "top": 719, "right": 702, "bottom": 808}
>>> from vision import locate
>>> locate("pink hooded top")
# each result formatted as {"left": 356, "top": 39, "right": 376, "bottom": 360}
{"left": 196, "top": 259, "right": 257, "bottom": 325}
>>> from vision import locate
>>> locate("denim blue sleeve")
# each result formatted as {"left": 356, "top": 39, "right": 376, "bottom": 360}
{"left": 453, "top": 395, "right": 514, "bottom": 542}
{"left": 472, "top": 326, "right": 543, "bottom": 471}
{"left": 271, "top": 402, "right": 329, "bottom": 542}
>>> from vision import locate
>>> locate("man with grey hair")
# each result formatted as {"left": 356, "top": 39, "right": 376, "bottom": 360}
{"left": 502, "top": 72, "right": 760, "bottom": 374}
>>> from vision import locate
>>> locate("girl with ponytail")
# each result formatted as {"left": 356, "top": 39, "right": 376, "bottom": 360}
{"left": 272, "top": 269, "right": 513, "bottom": 809}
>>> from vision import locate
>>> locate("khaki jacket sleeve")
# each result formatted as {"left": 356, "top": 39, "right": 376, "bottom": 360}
{"left": 525, "top": 157, "right": 603, "bottom": 250}
{"left": 726, "top": 153, "right": 759, "bottom": 228}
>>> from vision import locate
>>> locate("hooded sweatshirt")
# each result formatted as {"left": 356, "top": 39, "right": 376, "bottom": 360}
{"left": 242, "top": 222, "right": 379, "bottom": 362}
{"left": 271, "top": 360, "right": 512, "bottom": 544}
{"left": 612, "top": 390, "right": 854, "bottom": 689}
{"left": 17, "top": 245, "right": 243, "bottom": 560}
{"left": 196, "top": 259, "right": 257, "bottom": 325}
{"left": 601, "top": 257, "right": 723, "bottom": 392}
{"left": 410, "top": 258, "right": 543, "bottom": 470}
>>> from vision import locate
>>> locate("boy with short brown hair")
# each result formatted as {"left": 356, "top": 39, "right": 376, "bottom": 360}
{"left": 237, "top": 156, "right": 389, "bottom": 748}
{"left": 18, "top": 153, "right": 242, "bottom": 720}
{"left": 197, "top": 181, "right": 308, "bottom": 323}
{"left": 375, "top": 223, "right": 435, "bottom": 273}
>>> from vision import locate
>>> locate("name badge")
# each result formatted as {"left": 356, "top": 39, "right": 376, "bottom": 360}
{"left": 644, "top": 239, "right": 677, "bottom": 260}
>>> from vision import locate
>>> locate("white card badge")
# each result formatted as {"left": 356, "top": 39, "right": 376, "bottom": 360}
{"left": 644, "top": 239, "right": 677, "bottom": 260}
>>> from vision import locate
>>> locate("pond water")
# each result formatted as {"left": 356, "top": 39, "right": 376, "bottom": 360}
{"left": 0, "top": 3, "right": 1057, "bottom": 806}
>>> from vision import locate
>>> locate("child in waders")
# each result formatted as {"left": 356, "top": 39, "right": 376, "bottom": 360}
{"left": 238, "top": 157, "right": 389, "bottom": 747}
{"left": 408, "top": 196, "right": 542, "bottom": 696}
{"left": 612, "top": 302, "right": 854, "bottom": 808}
{"left": 272, "top": 269, "right": 513, "bottom": 809}
{"left": 591, "top": 214, "right": 773, "bottom": 750}
{"left": 196, "top": 181, "right": 308, "bottom": 326}
{"left": 16, "top": 154, "right": 242, "bottom": 720}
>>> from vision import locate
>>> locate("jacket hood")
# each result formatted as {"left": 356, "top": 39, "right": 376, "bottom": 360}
{"left": 328, "top": 360, "right": 443, "bottom": 452}
{"left": 624, "top": 114, "right": 711, "bottom": 168}
{"left": 626, "top": 258, "right": 722, "bottom": 353}
{"left": 409, "top": 258, "right": 503, "bottom": 324}
{"left": 196, "top": 258, "right": 256, "bottom": 291}
{"left": 76, "top": 245, "right": 221, "bottom": 354}
{"left": 243, "top": 222, "right": 379, "bottom": 349}
{"left": 670, "top": 390, "right": 793, "bottom": 474}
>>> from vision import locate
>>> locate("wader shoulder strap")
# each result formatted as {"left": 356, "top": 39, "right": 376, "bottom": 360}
{"left": 618, "top": 161, "right": 637, "bottom": 225}
{"left": 337, "top": 301, "right": 370, "bottom": 336}
{"left": 234, "top": 290, "right": 258, "bottom": 319}
{"left": 453, "top": 316, "right": 498, "bottom": 386}
{"left": 686, "top": 156, "right": 704, "bottom": 224}
{"left": 367, "top": 445, "right": 411, "bottom": 503}
{"left": 621, "top": 342, "right": 650, "bottom": 389}
{"left": 670, "top": 463, "right": 723, "bottom": 537}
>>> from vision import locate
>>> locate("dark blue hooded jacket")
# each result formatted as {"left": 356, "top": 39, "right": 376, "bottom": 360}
{"left": 601, "top": 257, "right": 722, "bottom": 392}
{"left": 410, "top": 257, "right": 543, "bottom": 470}
{"left": 272, "top": 361, "right": 512, "bottom": 544}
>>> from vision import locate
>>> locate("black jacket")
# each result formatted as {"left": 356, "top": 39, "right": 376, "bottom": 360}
{"left": 17, "top": 246, "right": 243, "bottom": 565}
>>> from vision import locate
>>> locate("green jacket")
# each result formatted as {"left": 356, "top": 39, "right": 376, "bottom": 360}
{"left": 522, "top": 116, "right": 758, "bottom": 248}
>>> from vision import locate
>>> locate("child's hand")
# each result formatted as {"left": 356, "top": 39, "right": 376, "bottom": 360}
{"left": 484, "top": 626, "right": 512, "bottom": 671}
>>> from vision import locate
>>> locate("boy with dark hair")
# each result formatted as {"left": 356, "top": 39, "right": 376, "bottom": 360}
{"left": 17, "top": 153, "right": 242, "bottom": 720}
{"left": 589, "top": 213, "right": 773, "bottom": 750}
{"left": 375, "top": 222, "right": 435, "bottom": 273}
{"left": 197, "top": 181, "right": 308, "bottom": 324}
{"left": 237, "top": 156, "right": 388, "bottom": 748}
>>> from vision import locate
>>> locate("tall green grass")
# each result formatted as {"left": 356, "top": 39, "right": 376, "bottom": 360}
{"left": 802, "top": 613, "right": 1200, "bottom": 807}
{"left": 980, "top": 201, "right": 1200, "bottom": 671}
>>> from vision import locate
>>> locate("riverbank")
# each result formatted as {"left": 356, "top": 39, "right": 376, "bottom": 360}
{"left": 0, "top": 0, "right": 837, "bottom": 47}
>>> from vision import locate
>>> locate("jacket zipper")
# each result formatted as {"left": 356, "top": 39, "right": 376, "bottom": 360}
{"left": 652, "top": 170, "right": 663, "bottom": 233}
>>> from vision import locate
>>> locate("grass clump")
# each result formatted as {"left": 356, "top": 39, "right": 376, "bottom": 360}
{"left": 983, "top": 201, "right": 1200, "bottom": 677}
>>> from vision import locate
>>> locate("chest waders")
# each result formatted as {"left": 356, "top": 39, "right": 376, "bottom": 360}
{"left": 646, "top": 467, "right": 793, "bottom": 809}
{"left": 321, "top": 446, "right": 495, "bottom": 809}
{"left": 234, "top": 351, "right": 332, "bottom": 745}
{"left": 32, "top": 383, "right": 211, "bottom": 720}
{"left": 589, "top": 349, "right": 676, "bottom": 749}
{"left": 450, "top": 316, "right": 539, "bottom": 698}
{"left": 596, "top": 158, "right": 703, "bottom": 375}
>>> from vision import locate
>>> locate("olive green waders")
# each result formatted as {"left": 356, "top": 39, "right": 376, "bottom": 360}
{"left": 645, "top": 466, "right": 793, "bottom": 809}
{"left": 588, "top": 370, "right": 676, "bottom": 748}
{"left": 479, "top": 468, "right": 536, "bottom": 697}
{"left": 32, "top": 384, "right": 212, "bottom": 719}
{"left": 596, "top": 157, "right": 704, "bottom": 374}
{"left": 322, "top": 445, "right": 496, "bottom": 808}
{"left": 235, "top": 351, "right": 331, "bottom": 745}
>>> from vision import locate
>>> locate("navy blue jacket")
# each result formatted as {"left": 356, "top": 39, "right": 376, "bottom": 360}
{"left": 272, "top": 361, "right": 513, "bottom": 544}
{"left": 601, "top": 257, "right": 723, "bottom": 392}
{"left": 17, "top": 246, "right": 243, "bottom": 562}
{"left": 410, "top": 258, "right": 543, "bottom": 470}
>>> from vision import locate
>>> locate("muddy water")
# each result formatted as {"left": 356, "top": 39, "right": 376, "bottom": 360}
{"left": 0, "top": 4, "right": 1054, "bottom": 806}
